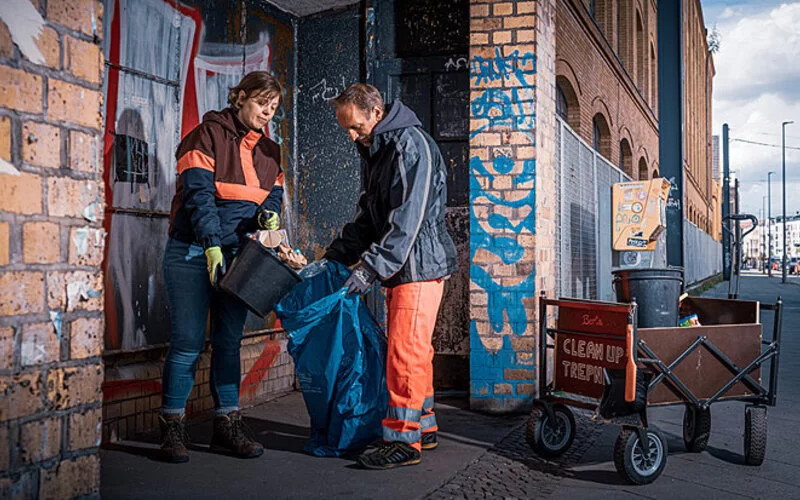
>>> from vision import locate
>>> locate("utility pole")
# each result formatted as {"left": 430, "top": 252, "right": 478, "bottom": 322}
{"left": 722, "top": 124, "right": 731, "bottom": 280}
{"left": 768, "top": 171, "right": 775, "bottom": 277}
{"left": 782, "top": 120, "right": 794, "bottom": 284}
{"left": 762, "top": 197, "right": 766, "bottom": 273}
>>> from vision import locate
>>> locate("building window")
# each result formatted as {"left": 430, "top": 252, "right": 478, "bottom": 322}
{"left": 593, "top": 114, "right": 611, "bottom": 160}
{"left": 619, "top": 138, "right": 632, "bottom": 177}
{"left": 556, "top": 84, "right": 569, "bottom": 121}
{"left": 638, "top": 157, "right": 648, "bottom": 180}
{"left": 636, "top": 11, "right": 646, "bottom": 96}
{"left": 590, "top": 0, "right": 596, "bottom": 18}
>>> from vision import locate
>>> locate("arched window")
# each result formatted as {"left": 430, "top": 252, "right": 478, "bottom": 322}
{"left": 638, "top": 157, "right": 648, "bottom": 180}
{"left": 618, "top": 0, "right": 633, "bottom": 71}
{"left": 619, "top": 139, "right": 633, "bottom": 177}
{"left": 556, "top": 85, "right": 568, "bottom": 121}
{"left": 652, "top": 168, "right": 659, "bottom": 178}
{"left": 593, "top": 113, "right": 611, "bottom": 160}
{"left": 650, "top": 42, "right": 657, "bottom": 111}
{"left": 556, "top": 76, "right": 581, "bottom": 132}
{"left": 636, "top": 11, "right": 647, "bottom": 96}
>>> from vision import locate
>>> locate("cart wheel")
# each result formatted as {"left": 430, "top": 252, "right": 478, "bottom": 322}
{"left": 744, "top": 405, "right": 767, "bottom": 466}
{"left": 525, "top": 403, "right": 576, "bottom": 457}
{"left": 613, "top": 427, "right": 668, "bottom": 485}
{"left": 683, "top": 405, "right": 711, "bottom": 452}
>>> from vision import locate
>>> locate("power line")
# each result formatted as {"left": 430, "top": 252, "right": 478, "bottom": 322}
{"left": 730, "top": 137, "right": 800, "bottom": 151}
{"left": 740, "top": 131, "right": 800, "bottom": 141}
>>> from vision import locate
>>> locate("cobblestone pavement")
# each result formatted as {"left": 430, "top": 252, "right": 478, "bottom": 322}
{"left": 426, "top": 409, "right": 604, "bottom": 499}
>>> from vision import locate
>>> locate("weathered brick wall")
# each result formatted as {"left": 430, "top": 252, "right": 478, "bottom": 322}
{"left": 0, "top": 0, "right": 105, "bottom": 497}
{"left": 468, "top": 0, "right": 557, "bottom": 412}
{"left": 101, "top": 332, "right": 295, "bottom": 442}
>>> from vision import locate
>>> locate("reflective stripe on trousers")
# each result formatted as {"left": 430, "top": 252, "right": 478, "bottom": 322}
{"left": 381, "top": 280, "right": 444, "bottom": 451}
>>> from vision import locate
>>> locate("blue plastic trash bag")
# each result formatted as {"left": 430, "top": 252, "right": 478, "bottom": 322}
{"left": 275, "top": 260, "right": 388, "bottom": 457}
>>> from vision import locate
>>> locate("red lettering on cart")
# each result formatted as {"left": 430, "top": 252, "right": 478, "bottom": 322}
{"left": 581, "top": 314, "right": 604, "bottom": 327}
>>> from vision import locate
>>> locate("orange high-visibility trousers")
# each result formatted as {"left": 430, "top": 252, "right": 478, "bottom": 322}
{"left": 381, "top": 279, "right": 444, "bottom": 451}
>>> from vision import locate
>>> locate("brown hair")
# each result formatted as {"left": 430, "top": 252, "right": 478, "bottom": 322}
{"left": 227, "top": 71, "right": 283, "bottom": 110}
{"left": 331, "top": 83, "right": 384, "bottom": 114}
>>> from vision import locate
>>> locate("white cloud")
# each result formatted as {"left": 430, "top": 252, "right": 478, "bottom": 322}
{"left": 711, "top": 2, "right": 800, "bottom": 218}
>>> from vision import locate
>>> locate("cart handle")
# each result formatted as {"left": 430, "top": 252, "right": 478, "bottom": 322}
{"left": 723, "top": 213, "right": 758, "bottom": 239}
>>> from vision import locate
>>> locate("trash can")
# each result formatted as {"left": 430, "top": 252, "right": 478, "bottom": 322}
{"left": 612, "top": 267, "right": 683, "bottom": 328}
{"left": 219, "top": 238, "right": 302, "bottom": 316}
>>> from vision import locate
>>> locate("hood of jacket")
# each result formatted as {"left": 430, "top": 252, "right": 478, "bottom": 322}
{"left": 202, "top": 108, "right": 254, "bottom": 138}
{"left": 373, "top": 100, "right": 422, "bottom": 136}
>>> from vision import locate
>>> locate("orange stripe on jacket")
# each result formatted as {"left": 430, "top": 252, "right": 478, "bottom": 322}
{"left": 215, "top": 181, "right": 269, "bottom": 205}
{"left": 176, "top": 150, "right": 215, "bottom": 175}
{"left": 240, "top": 130, "right": 261, "bottom": 188}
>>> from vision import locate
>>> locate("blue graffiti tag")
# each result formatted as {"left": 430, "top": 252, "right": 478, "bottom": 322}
{"left": 469, "top": 50, "right": 538, "bottom": 402}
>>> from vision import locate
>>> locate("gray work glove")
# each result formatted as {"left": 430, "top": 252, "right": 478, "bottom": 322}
{"left": 344, "top": 263, "right": 377, "bottom": 295}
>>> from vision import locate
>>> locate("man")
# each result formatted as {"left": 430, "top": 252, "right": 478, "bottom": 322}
{"left": 324, "top": 84, "right": 458, "bottom": 469}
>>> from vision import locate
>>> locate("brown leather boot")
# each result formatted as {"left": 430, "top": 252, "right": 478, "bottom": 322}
{"left": 159, "top": 413, "right": 190, "bottom": 463}
{"left": 210, "top": 411, "right": 264, "bottom": 458}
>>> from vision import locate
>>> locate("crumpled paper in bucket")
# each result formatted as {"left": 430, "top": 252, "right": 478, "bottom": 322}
{"left": 251, "top": 230, "right": 308, "bottom": 270}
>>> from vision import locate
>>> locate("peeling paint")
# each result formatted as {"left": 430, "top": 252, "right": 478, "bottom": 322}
{"left": 72, "top": 227, "right": 90, "bottom": 255}
{"left": 49, "top": 310, "right": 62, "bottom": 342}
{"left": 66, "top": 281, "right": 102, "bottom": 311}
{"left": 0, "top": 0, "right": 46, "bottom": 65}
{"left": 0, "top": 158, "right": 21, "bottom": 176}
{"left": 82, "top": 202, "right": 102, "bottom": 222}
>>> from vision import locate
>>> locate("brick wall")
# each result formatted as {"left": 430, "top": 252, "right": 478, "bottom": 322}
{"left": 468, "top": 0, "right": 557, "bottom": 412}
{"left": 0, "top": 0, "right": 105, "bottom": 498}
{"left": 101, "top": 332, "right": 295, "bottom": 442}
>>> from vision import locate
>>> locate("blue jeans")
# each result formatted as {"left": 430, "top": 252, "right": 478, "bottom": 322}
{"left": 161, "top": 237, "right": 248, "bottom": 411}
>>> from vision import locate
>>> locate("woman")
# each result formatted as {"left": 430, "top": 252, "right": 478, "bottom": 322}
{"left": 160, "top": 71, "right": 284, "bottom": 463}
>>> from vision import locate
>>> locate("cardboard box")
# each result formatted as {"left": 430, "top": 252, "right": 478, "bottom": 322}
{"left": 612, "top": 178, "right": 671, "bottom": 251}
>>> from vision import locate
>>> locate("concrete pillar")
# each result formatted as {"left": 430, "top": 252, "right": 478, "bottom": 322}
{"left": 468, "top": 0, "right": 557, "bottom": 412}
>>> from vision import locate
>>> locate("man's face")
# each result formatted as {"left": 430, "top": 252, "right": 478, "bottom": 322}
{"left": 335, "top": 103, "right": 383, "bottom": 147}
{"left": 236, "top": 91, "right": 280, "bottom": 131}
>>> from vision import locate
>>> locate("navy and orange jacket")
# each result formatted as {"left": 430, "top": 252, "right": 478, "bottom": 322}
{"left": 168, "top": 108, "right": 283, "bottom": 249}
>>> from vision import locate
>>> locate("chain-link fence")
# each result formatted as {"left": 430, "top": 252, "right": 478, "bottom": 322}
{"left": 555, "top": 117, "right": 722, "bottom": 299}
{"left": 556, "top": 117, "right": 630, "bottom": 300}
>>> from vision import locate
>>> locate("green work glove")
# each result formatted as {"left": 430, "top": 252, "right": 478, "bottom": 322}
{"left": 205, "top": 246, "right": 226, "bottom": 285}
{"left": 257, "top": 210, "right": 280, "bottom": 231}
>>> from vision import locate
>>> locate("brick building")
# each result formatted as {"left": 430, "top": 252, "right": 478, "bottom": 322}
{"left": 1, "top": 0, "right": 718, "bottom": 494}
{"left": 555, "top": 0, "right": 718, "bottom": 239}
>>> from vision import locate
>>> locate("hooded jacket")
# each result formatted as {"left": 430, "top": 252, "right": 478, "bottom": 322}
{"left": 168, "top": 108, "right": 283, "bottom": 249}
{"left": 326, "top": 101, "right": 458, "bottom": 287}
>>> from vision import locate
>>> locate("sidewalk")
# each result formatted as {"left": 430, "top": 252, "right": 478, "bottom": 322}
{"left": 101, "top": 272, "right": 800, "bottom": 499}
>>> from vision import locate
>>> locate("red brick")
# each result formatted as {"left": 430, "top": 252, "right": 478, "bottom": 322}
{"left": 69, "top": 407, "right": 101, "bottom": 450}
{"left": 0, "top": 326, "right": 13, "bottom": 369}
{"left": 470, "top": 32, "right": 489, "bottom": 45}
{"left": 22, "top": 122, "right": 61, "bottom": 168}
{"left": 0, "top": 426, "right": 7, "bottom": 472}
{"left": 47, "top": 79, "right": 102, "bottom": 129}
{"left": 46, "top": 364, "right": 103, "bottom": 409}
{"left": 23, "top": 221, "right": 61, "bottom": 263}
{"left": 492, "top": 30, "right": 512, "bottom": 45}
{"left": 517, "top": 29, "right": 536, "bottom": 42}
{"left": 65, "top": 35, "right": 102, "bottom": 84}
{"left": 47, "top": 0, "right": 103, "bottom": 38}
{"left": 21, "top": 321, "right": 60, "bottom": 366}
{"left": 470, "top": 4, "right": 490, "bottom": 17}
{"left": 493, "top": 383, "right": 513, "bottom": 395}
{"left": 20, "top": 417, "right": 62, "bottom": 463}
{"left": 503, "top": 368, "right": 535, "bottom": 381}
{"left": 0, "top": 67, "right": 43, "bottom": 114}
{"left": 0, "top": 221, "right": 9, "bottom": 266}
{"left": 68, "top": 130, "right": 98, "bottom": 172}
{"left": 0, "top": 271, "right": 45, "bottom": 316}
{"left": 46, "top": 270, "right": 103, "bottom": 312}
{"left": 0, "top": 172, "right": 43, "bottom": 214}
{"left": 516, "top": 383, "right": 535, "bottom": 394}
{"left": 68, "top": 226, "right": 104, "bottom": 266}
{"left": 0, "top": 372, "right": 44, "bottom": 421}
{"left": 517, "top": 2, "right": 536, "bottom": 15}
{"left": 0, "top": 116, "right": 11, "bottom": 161}
{"left": 34, "top": 26, "right": 61, "bottom": 69}
{"left": 47, "top": 176, "right": 98, "bottom": 218}
{"left": 69, "top": 316, "right": 102, "bottom": 359}
{"left": 39, "top": 455, "right": 100, "bottom": 499}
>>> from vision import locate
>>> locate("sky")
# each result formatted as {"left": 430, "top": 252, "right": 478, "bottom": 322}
{"left": 701, "top": 1, "right": 800, "bottom": 219}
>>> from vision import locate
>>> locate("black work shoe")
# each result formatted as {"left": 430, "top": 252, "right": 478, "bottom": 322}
{"left": 210, "top": 411, "right": 264, "bottom": 458}
{"left": 357, "top": 441, "right": 421, "bottom": 470}
{"left": 159, "top": 413, "right": 190, "bottom": 463}
{"left": 421, "top": 432, "right": 438, "bottom": 450}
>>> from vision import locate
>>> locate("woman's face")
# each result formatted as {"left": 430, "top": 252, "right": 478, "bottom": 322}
{"left": 236, "top": 91, "right": 280, "bottom": 131}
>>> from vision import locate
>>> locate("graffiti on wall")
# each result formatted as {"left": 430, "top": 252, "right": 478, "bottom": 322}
{"left": 469, "top": 47, "right": 538, "bottom": 403}
{"left": 103, "top": 0, "right": 293, "bottom": 350}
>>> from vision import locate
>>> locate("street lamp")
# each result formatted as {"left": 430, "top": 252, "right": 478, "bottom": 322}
{"left": 783, "top": 120, "right": 794, "bottom": 284}
{"left": 768, "top": 171, "right": 775, "bottom": 277}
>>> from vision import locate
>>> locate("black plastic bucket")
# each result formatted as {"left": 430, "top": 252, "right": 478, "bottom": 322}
{"left": 219, "top": 238, "right": 302, "bottom": 317}
{"left": 612, "top": 267, "right": 683, "bottom": 328}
